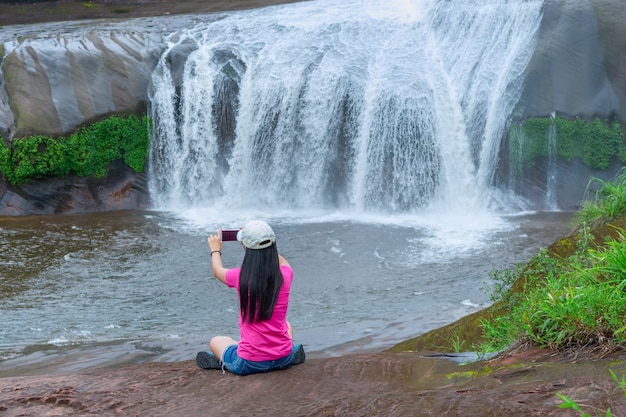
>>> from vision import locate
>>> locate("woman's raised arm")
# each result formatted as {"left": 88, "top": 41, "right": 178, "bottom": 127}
{"left": 208, "top": 232, "right": 228, "bottom": 284}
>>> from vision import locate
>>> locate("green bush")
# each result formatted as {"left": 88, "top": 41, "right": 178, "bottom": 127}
{"left": 0, "top": 139, "right": 12, "bottom": 179}
{"left": 508, "top": 118, "right": 551, "bottom": 174}
{"left": 0, "top": 115, "right": 149, "bottom": 185}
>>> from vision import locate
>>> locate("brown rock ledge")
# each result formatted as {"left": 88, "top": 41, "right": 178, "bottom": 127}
{"left": 0, "top": 0, "right": 307, "bottom": 26}
{"left": 1, "top": 348, "right": 625, "bottom": 416}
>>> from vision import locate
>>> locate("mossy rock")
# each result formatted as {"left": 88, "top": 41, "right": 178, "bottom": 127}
{"left": 386, "top": 305, "right": 506, "bottom": 353}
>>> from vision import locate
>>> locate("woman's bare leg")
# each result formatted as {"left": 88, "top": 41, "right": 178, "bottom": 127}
{"left": 210, "top": 336, "right": 238, "bottom": 361}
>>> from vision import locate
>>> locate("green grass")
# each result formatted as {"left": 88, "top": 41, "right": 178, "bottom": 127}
{"left": 481, "top": 230, "right": 626, "bottom": 353}
{"left": 574, "top": 168, "right": 626, "bottom": 229}
{"left": 481, "top": 169, "right": 626, "bottom": 354}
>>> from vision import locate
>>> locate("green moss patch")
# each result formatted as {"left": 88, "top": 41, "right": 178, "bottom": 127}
{"left": 508, "top": 116, "right": 625, "bottom": 173}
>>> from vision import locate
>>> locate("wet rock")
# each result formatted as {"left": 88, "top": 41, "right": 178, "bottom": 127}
{"left": 0, "top": 349, "right": 625, "bottom": 417}
{"left": 506, "top": 0, "right": 626, "bottom": 211}
{"left": 1, "top": 27, "right": 164, "bottom": 139}
{"left": 0, "top": 160, "right": 150, "bottom": 215}
{"left": 519, "top": 0, "right": 624, "bottom": 122}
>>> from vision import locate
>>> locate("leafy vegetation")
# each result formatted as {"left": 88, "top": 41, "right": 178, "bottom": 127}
{"left": 574, "top": 168, "right": 626, "bottom": 229}
{"left": 480, "top": 169, "right": 626, "bottom": 354}
{"left": 482, "top": 263, "right": 524, "bottom": 304}
{"left": 0, "top": 115, "right": 149, "bottom": 185}
{"left": 508, "top": 116, "right": 625, "bottom": 174}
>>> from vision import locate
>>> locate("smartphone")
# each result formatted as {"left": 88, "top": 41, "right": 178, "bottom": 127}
{"left": 221, "top": 229, "right": 239, "bottom": 242}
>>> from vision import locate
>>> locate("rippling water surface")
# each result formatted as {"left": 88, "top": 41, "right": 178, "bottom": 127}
{"left": 0, "top": 209, "right": 572, "bottom": 374}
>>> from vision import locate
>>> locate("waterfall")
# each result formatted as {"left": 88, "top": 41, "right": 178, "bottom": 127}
{"left": 148, "top": 0, "right": 543, "bottom": 215}
{"left": 546, "top": 111, "right": 559, "bottom": 210}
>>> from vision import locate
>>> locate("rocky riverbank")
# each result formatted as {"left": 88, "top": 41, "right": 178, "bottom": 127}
{"left": 1, "top": 346, "right": 625, "bottom": 416}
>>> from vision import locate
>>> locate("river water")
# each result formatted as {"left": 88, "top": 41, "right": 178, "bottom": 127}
{"left": 0, "top": 208, "right": 573, "bottom": 375}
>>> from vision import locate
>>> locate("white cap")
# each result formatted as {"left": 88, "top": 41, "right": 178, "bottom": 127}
{"left": 237, "top": 220, "right": 276, "bottom": 250}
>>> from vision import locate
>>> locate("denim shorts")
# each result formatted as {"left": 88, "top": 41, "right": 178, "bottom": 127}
{"left": 222, "top": 345, "right": 295, "bottom": 376}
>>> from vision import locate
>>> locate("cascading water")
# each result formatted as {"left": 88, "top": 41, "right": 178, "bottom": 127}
{"left": 546, "top": 111, "right": 559, "bottom": 210}
{"left": 148, "top": 0, "right": 543, "bottom": 216}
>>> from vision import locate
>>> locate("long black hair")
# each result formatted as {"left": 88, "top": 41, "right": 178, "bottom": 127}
{"left": 239, "top": 242, "right": 283, "bottom": 323}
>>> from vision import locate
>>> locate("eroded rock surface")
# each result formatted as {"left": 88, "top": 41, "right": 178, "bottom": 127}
{"left": 1, "top": 21, "right": 168, "bottom": 139}
{"left": 1, "top": 349, "right": 625, "bottom": 417}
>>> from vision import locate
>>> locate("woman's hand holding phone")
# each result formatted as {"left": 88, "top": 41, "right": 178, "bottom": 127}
{"left": 221, "top": 229, "right": 239, "bottom": 241}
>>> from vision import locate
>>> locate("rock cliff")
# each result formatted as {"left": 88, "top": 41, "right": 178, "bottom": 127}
{"left": 0, "top": 18, "right": 177, "bottom": 139}
{"left": 520, "top": 0, "right": 624, "bottom": 121}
